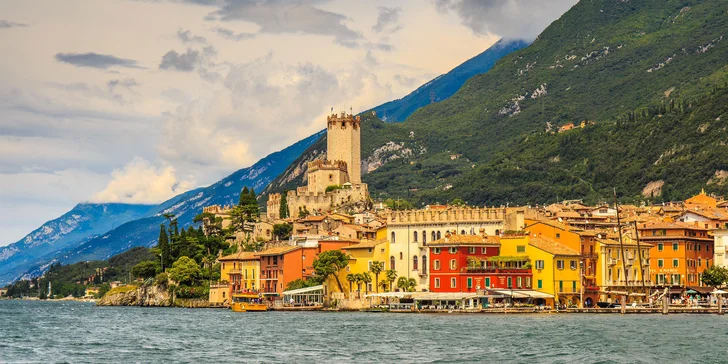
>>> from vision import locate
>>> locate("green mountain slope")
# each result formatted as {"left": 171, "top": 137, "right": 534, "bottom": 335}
{"left": 267, "top": 0, "right": 728, "bottom": 206}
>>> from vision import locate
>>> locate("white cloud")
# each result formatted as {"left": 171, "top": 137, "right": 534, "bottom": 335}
{"left": 90, "top": 157, "right": 194, "bottom": 204}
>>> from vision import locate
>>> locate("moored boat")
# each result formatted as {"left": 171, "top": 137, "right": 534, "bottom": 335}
{"left": 231, "top": 293, "right": 267, "bottom": 312}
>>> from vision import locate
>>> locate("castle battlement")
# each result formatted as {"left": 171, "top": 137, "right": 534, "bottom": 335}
{"left": 327, "top": 112, "right": 361, "bottom": 129}
{"left": 307, "top": 159, "right": 348, "bottom": 173}
{"left": 203, "top": 205, "right": 233, "bottom": 214}
{"left": 385, "top": 207, "right": 506, "bottom": 225}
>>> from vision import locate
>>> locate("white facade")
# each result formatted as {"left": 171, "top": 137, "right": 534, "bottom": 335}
{"left": 714, "top": 230, "right": 728, "bottom": 268}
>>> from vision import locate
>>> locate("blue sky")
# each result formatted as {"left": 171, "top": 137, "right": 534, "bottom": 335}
{"left": 0, "top": 0, "right": 576, "bottom": 246}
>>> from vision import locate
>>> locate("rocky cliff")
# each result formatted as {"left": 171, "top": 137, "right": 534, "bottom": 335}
{"left": 97, "top": 284, "right": 171, "bottom": 307}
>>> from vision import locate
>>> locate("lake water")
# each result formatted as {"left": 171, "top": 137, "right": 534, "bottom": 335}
{"left": 1, "top": 300, "right": 727, "bottom": 363}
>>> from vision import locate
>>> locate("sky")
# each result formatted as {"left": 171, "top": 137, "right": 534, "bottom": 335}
{"left": 0, "top": 0, "right": 577, "bottom": 246}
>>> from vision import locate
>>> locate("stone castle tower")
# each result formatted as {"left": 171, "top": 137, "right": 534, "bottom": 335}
{"left": 326, "top": 112, "right": 361, "bottom": 184}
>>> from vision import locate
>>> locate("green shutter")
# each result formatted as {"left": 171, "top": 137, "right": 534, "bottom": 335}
{"left": 485, "top": 278, "right": 491, "bottom": 287}
{"left": 537, "top": 280, "right": 542, "bottom": 289}
{"left": 572, "top": 281, "right": 577, "bottom": 292}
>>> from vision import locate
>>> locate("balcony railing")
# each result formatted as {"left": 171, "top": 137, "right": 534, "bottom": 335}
{"left": 580, "top": 253, "right": 598, "bottom": 260}
{"left": 462, "top": 267, "right": 531, "bottom": 274}
{"left": 418, "top": 270, "right": 428, "bottom": 277}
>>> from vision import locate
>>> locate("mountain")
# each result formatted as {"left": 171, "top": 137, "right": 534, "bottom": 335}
{"left": 0, "top": 203, "right": 155, "bottom": 284}
{"left": 0, "top": 132, "right": 323, "bottom": 285}
{"left": 370, "top": 39, "right": 530, "bottom": 123}
{"left": 268, "top": 0, "right": 728, "bottom": 206}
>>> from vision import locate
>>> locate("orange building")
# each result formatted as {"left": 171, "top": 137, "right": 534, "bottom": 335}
{"left": 637, "top": 221, "right": 713, "bottom": 290}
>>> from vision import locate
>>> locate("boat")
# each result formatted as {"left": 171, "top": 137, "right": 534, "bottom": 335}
{"left": 230, "top": 293, "right": 268, "bottom": 312}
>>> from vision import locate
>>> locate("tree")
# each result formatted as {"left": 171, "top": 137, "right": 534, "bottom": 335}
{"left": 286, "top": 278, "right": 315, "bottom": 291}
{"left": 385, "top": 269, "right": 398, "bottom": 292}
{"left": 157, "top": 224, "right": 171, "bottom": 270}
{"left": 361, "top": 272, "right": 372, "bottom": 295}
{"left": 701, "top": 265, "right": 728, "bottom": 288}
{"left": 131, "top": 260, "right": 159, "bottom": 279}
{"left": 298, "top": 206, "right": 311, "bottom": 218}
{"left": 273, "top": 223, "right": 293, "bottom": 240}
{"left": 168, "top": 256, "right": 201, "bottom": 286}
{"left": 450, "top": 198, "right": 466, "bottom": 206}
{"left": 312, "top": 250, "right": 349, "bottom": 295}
{"left": 369, "top": 261, "right": 384, "bottom": 294}
{"left": 279, "top": 192, "right": 289, "bottom": 218}
{"left": 346, "top": 273, "right": 355, "bottom": 293}
{"left": 397, "top": 277, "right": 417, "bottom": 292}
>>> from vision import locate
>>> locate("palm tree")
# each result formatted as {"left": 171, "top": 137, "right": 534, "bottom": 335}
{"left": 385, "top": 269, "right": 398, "bottom": 292}
{"left": 353, "top": 273, "right": 363, "bottom": 298}
{"left": 346, "top": 273, "right": 356, "bottom": 294}
{"left": 378, "top": 280, "right": 389, "bottom": 292}
{"left": 369, "top": 261, "right": 384, "bottom": 294}
{"left": 406, "top": 278, "right": 418, "bottom": 292}
{"left": 361, "top": 272, "right": 372, "bottom": 295}
{"left": 397, "top": 277, "right": 409, "bottom": 292}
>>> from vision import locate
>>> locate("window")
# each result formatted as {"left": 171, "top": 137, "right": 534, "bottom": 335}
{"left": 485, "top": 277, "right": 491, "bottom": 287}
{"left": 451, "top": 278, "right": 457, "bottom": 288}
{"left": 437, "top": 231, "right": 442, "bottom": 240}
{"left": 570, "top": 260, "right": 577, "bottom": 270}
{"left": 657, "top": 243, "right": 664, "bottom": 251}
{"left": 672, "top": 259, "right": 679, "bottom": 268}
{"left": 525, "top": 277, "right": 531, "bottom": 288}
{"left": 537, "top": 279, "right": 543, "bottom": 289}
{"left": 672, "top": 243, "right": 679, "bottom": 251}
{"left": 556, "top": 233, "right": 561, "bottom": 239}
{"left": 481, "top": 247, "right": 487, "bottom": 254}
{"left": 656, "top": 274, "right": 665, "bottom": 285}
{"left": 222, "top": 263, "right": 226, "bottom": 269}
{"left": 400, "top": 252, "right": 403, "bottom": 260}
{"left": 697, "top": 244, "right": 702, "bottom": 252}
{"left": 657, "top": 259, "right": 664, "bottom": 268}
{"left": 433, "top": 248, "right": 441, "bottom": 254}
{"left": 450, "top": 259, "right": 457, "bottom": 270}
{"left": 671, "top": 274, "right": 680, "bottom": 285}
{"left": 572, "top": 281, "right": 577, "bottom": 293}
{"left": 516, "top": 246, "right": 526, "bottom": 253}
{"left": 535, "top": 260, "right": 545, "bottom": 270}
{"left": 422, "top": 256, "right": 427, "bottom": 274}
{"left": 516, "top": 277, "right": 522, "bottom": 288}
{"left": 557, "top": 260, "right": 565, "bottom": 270}
{"left": 413, "top": 231, "right": 418, "bottom": 243}
{"left": 391, "top": 232, "right": 396, "bottom": 244}
{"left": 413, "top": 256, "right": 419, "bottom": 270}
{"left": 434, "top": 260, "right": 441, "bottom": 270}
{"left": 390, "top": 256, "right": 396, "bottom": 270}
{"left": 449, "top": 247, "right": 457, "bottom": 254}
{"left": 467, "top": 277, "right": 473, "bottom": 289}
{"left": 469, "top": 247, "right": 476, "bottom": 254}
{"left": 252, "top": 269, "right": 255, "bottom": 278}
{"left": 422, "top": 231, "right": 427, "bottom": 244}
{"left": 507, "top": 277, "right": 513, "bottom": 288}
{"left": 461, "top": 230, "right": 466, "bottom": 235}
{"left": 432, "top": 231, "right": 436, "bottom": 241}
{"left": 559, "top": 281, "right": 564, "bottom": 292}
{"left": 434, "top": 278, "right": 440, "bottom": 288}
{"left": 222, "top": 292, "right": 226, "bottom": 298}
{"left": 698, "top": 258, "right": 702, "bottom": 267}
{"left": 273, "top": 256, "right": 278, "bottom": 265}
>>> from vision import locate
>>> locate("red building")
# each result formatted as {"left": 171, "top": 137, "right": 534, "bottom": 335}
{"left": 428, "top": 233, "right": 532, "bottom": 292}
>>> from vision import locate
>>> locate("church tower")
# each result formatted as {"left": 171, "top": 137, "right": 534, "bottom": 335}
{"left": 326, "top": 111, "right": 361, "bottom": 184}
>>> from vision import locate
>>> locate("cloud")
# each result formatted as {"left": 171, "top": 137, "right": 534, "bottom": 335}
{"left": 176, "top": 29, "right": 207, "bottom": 44}
{"left": 210, "top": 1, "right": 363, "bottom": 47}
{"left": 372, "top": 7, "right": 402, "bottom": 33}
{"left": 159, "top": 48, "right": 201, "bottom": 71}
{"left": 0, "top": 20, "right": 28, "bottom": 29}
{"left": 214, "top": 27, "right": 256, "bottom": 41}
{"left": 394, "top": 74, "right": 418, "bottom": 88}
{"left": 54, "top": 52, "right": 142, "bottom": 69}
{"left": 90, "top": 157, "right": 194, "bottom": 204}
{"left": 434, "top": 0, "right": 578, "bottom": 39}
{"left": 364, "top": 50, "right": 379, "bottom": 67}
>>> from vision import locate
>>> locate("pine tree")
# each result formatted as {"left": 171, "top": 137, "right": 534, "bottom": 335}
{"left": 239, "top": 187, "right": 250, "bottom": 206}
{"left": 158, "top": 224, "right": 171, "bottom": 270}
{"left": 279, "top": 192, "right": 289, "bottom": 218}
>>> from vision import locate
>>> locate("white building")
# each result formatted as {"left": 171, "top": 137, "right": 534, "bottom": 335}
{"left": 714, "top": 230, "right": 728, "bottom": 268}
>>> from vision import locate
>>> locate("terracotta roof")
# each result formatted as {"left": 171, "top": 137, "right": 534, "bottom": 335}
{"left": 427, "top": 234, "right": 500, "bottom": 246}
{"left": 300, "top": 215, "right": 326, "bottom": 222}
{"left": 528, "top": 236, "right": 579, "bottom": 256}
{"left": 254, "top": 245, "right": 301, "bottom": 256}
{"left": 556, "top": 211, "right": 582, "bottom": 218}
{"left": 596, "top": 238, "right": 653, "bottom": 247}
{"left": 218, "top": 251, "right": 258, "bottom": 261}
{"left": 637, "top": 221, "right": 710, "bottom": 231}
{"left": 342, "top": 239, "right": 388, "bottom": 250}
{"left": 526, "top": 219, "right": 570, "bottom": 231}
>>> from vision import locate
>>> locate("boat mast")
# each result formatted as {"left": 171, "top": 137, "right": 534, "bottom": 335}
{"left": 633, "top": 221, "right": 646, "bottom": 290}
{"left": 614, "top": 189, "right": 629, "bottom": 300}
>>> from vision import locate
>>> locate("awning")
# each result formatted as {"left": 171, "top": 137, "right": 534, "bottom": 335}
{"left": 486, "top": 289, "right": 553, "bottom": 299}
{"left": 413, "top": 292, "right": 479, "bottom": 301}
{"left": 687, "top": 286, "right": 714, "bottom": 295}
{"left": 365, "top": 292, "right": 414, "bottom": 299}
{"left": 282, "top": 285, "right": 324, "bottom": 296}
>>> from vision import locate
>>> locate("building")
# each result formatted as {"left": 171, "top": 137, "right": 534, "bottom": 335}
{"left": 210, "top": 251, "right": 261, "bottom": 304}
{"left": 595, "top": 236, "right": 653, "bottom": 302}
{"left": 339, "top": 239, "right": 390, "bottom": 295}
{"left": 427, "top": 233, "right": 532, "bottom": 293}
{"left": 385, "top": 206, "right": 518, "bottom": 290}
{"left": 637, "top": 221, "right": 712, "bottom": 290}
{"left": 714, "top": 230, "right": 728, "bottom": 268}
{"left": 267, "top": 112, "right": 369, "bottom": 219}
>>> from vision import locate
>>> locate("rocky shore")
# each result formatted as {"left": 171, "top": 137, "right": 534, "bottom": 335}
{"left": 97, "top": 284, "right": 171, "bottom": 307}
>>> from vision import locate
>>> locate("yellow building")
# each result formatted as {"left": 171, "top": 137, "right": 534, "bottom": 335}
{"left": 595, "top": 236, "right": 652, "bottom": 303}
{"left": 339, "top": 239, "right": 390, "bottom": 296}
{"left": 210, "top": 251, "right": 261, "bottom": 304}
{"left": 500, "top": 234, "right": 581, "bottom": 306}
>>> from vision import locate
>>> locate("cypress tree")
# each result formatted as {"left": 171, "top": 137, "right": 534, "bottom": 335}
{"left": 158, "top": 224, "right": 170, "bottom": 270}
{"left": 239, "top": 187, "right": 250, "bottom": 206}
{"left": 279, "top": 192, "right": 289, "bottom": 218}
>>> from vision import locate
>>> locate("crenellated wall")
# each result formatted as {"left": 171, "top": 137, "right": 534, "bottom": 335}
{"left": 385, "top": 207, "right": 506, "bottom": 226}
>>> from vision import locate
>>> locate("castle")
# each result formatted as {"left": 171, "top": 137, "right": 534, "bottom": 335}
{"left": 267, "top": 112, "right": 369, "bottom": 219}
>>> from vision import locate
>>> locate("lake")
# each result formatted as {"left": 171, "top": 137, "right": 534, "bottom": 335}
{"left": 1, "top": 300, "right": 726, "bottom": 363}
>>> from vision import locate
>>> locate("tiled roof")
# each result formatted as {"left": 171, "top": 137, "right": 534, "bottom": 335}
{"left": 528, "top": 236, "right": 579, "bottom": 256}
{"left": 342, "top": 239, "right": 388, "bottom": 250}
{"left": 637, "top": 221, "right": 710, "bottom": 231}
{"left": 254, "top": 245, "right": 301, "bottom": 256}
{"left": 427, "top": 234, "right": 501, "bottom": 246}
{"left": 218, "top": 251, "right": 258, "bottom": 261}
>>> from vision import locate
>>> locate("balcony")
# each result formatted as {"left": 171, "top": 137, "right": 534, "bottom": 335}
{"left": 607, "top": 258, "right": 618, "bottom": 266}
{"left": 462, "top": 267, "right": 531, "bottom": 274}
{"left": 418, "top": 270, "right": 428, "bottom": 277}
{"left": 228, "top": 270, "right": 242, "bottom": 275}
{"left": 580, "top": 253, "right": 598, "bottom": 260}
